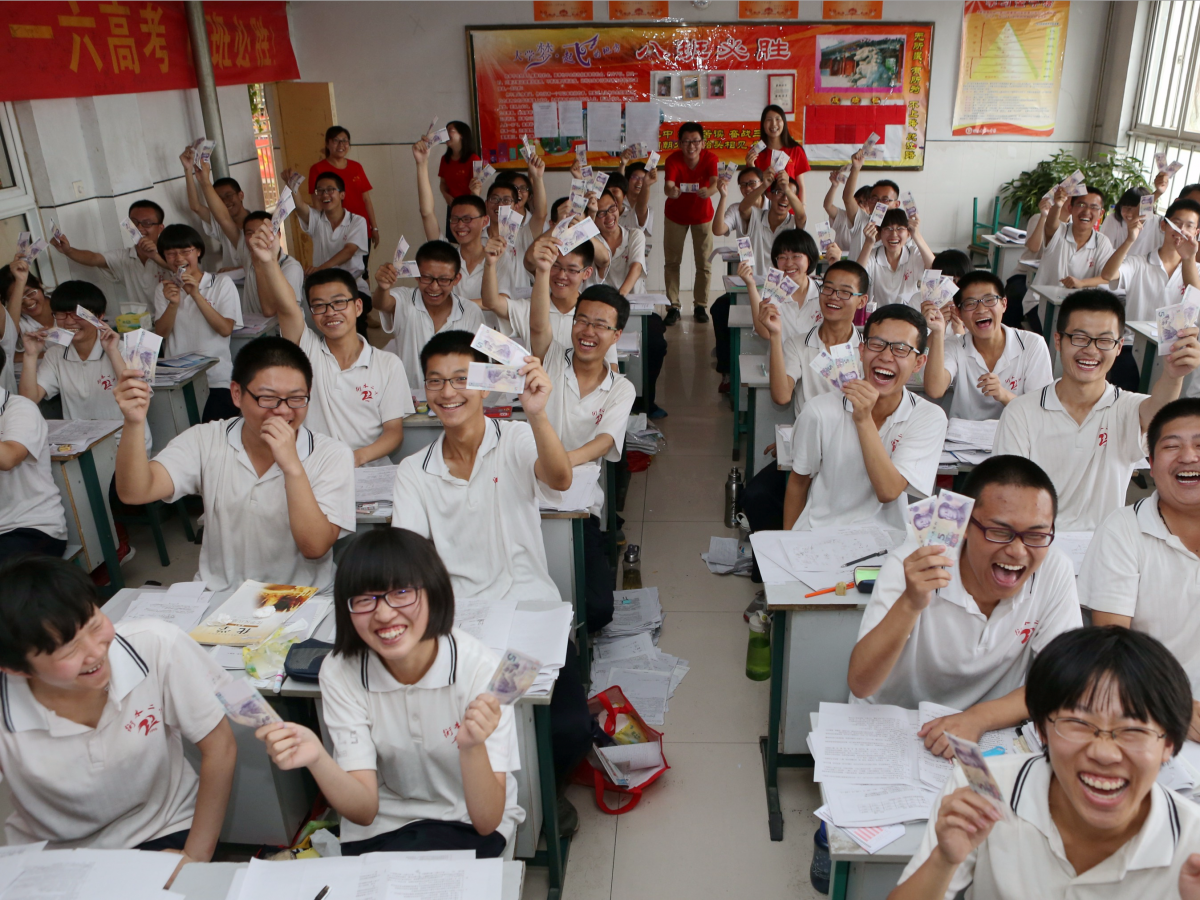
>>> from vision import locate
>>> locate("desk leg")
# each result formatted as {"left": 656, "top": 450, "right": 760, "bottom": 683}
{"left": 730, "top": 328, "right": 741, "bottom": 461}
{"left": 745, "top": 386, "right": 757, "bottom": 473}
{"left": 182, "top": 381, "right": 202, "bottom": 426}
{"left": 532, "top": 704, "right": 569, "bottom": 900}
{"left": 79, "top": 450, "right": 123, "bottom": 595}
{"left": 605, "top": 461, "right": 618, "bottom": 572}
{"left": 759, "top": 609, "right": 813, "bottom": 842}
{"left": 572, "top": 518, "right": 590, "bottom": 690}
{"left": 830, "top": 861, "right": 850, "bottom": 900}
{"left": 1041, "top": 298, "right": 1057, "bottom": 371}
{"left": 1138, "top": 343, "right": 1155, "bottom": 394}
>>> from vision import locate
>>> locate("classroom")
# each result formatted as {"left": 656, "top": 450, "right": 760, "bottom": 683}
{"left": 4, "top": 0, "right": 1200, "bottom": 897}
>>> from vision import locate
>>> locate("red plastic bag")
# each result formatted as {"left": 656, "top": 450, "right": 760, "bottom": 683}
{"left": 571, "top": 685, "right": 669, "bottom": 814}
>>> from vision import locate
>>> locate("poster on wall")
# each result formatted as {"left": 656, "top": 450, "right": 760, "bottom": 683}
{"left": 469, "top": 22, "right": 933, "bottom": 169}
{"left": 609, "top": 1, "right": 671, "bottom": 19}
{"left": 739, "top": 2, "right": 799, "bottom": 18}
{"left": 952, "top": 0, "right": 1070, "bottom": 136}
{"left": 823, "top": 2, "right": 884, "bottom": 20}
{"left": 533, "top": 2, "right": 595, "bottom": 21}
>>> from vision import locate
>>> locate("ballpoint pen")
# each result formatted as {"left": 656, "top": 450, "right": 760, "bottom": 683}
{"left": 313, "top": 887, "right": 330, "bottom": 900}
{"left": 842, "top": 549, "right": 887, "bottom": 567}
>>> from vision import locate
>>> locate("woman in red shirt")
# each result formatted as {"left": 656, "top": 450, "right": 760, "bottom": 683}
{"left": 308, "top": 126, "right": 379, "bottom": 249}
{"left": 746, "top": 105, "right": 811, "bottom": 206}
{"left": 437, "top": 121, "right": 481, "bottom": 244}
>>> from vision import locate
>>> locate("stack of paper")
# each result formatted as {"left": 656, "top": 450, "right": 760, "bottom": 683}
{"left": 505, "top": 601, "right": 574, "bottom": 696}
{"left": 601, "top": 587, "right": 663, "bottom": 641}
{"left": 616, "top": 329, "right": 641, "bottom": 356}
{"left": 626, "top": 413, "right": 665, "bottom": 454}
{"left": 590, "top": 632, "right": 688, "bottom": 725}
{"left": 0, "top": 847, "right": 182, "bottom": 899}
{"left": 702, "top": 535, "right": 753, "bottom": 575}
{"left": 941, "top": 417, "right": 998, "bottom": 466}
{"left": 540, "top": 463, "right": 600, "bottom": 512}
{"left": 119, "top": 581, "right": 212, "bottom": 633}
{"left": 151, "top": 353, "right": 215, "bottom": 386}
{"left": 227, "top": 853, "right": 503, "bottom": 900}
{"left": 774, "top": 524, "right": 901, "bottom": 589}
{"left": 231, "top": 313, "right": 276, "bottom": 336}
{"left": 46, "top": 419, "right": 122, "bottom": 455}
{"left": 355, "top": 464, "right": 397, "bottom": 517}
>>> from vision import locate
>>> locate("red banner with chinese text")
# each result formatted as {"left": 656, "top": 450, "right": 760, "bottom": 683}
{"left": 469, "top": 22, "right": 932, "bottom": 170}
{"left": 0, "top": 1, "right": 298, "bottom": 102}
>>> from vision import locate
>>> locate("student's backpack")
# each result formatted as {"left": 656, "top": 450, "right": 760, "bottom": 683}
{"left": 571, "top": 685, "right": 669, "bottom": 814}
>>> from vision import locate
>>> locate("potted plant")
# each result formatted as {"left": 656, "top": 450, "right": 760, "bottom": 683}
{"left": 1000, "top": 150, "right": 1150, "bottom": 225}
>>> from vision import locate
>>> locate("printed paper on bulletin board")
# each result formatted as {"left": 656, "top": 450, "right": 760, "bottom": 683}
{"left": 952, "top": 1, "right": 1069, "bottom": 137}
{"left": 468, "top": 22, "right": 933, "bottom": 170}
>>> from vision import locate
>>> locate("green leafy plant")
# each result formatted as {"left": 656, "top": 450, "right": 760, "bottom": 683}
{"left": 999, "top": 150, "right": 1150, "bottom": 221}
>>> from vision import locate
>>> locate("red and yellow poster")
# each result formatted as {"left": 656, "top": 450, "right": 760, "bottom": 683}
{"left": 952, "top": 1, "right": 1070, "bottom": 136}
{"left": 469, "top": 22, "right": 933, "bottom": 169}
{"left": 533, "top": 1, "right": 595, "bottom": 21}
{"left": 609, "top": 2, "right": 670, "bottom": 20}
{"left": 739, "top": 2, "right": 799, "bottom": 19}
{"left": 823, "top": 2, "right": 884, "bottom": 20}
{"left": 0, "top": 1, "right": 298, "bottom": 102}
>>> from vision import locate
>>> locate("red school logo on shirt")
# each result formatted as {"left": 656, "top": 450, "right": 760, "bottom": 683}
{"left": 124, "top": 704, "right": 161, "bottom": 736}
{"left": 1098, "top": 427, "right": 1108, "bottom": 448}
{"left": 1015, "top": 620, "right": 1039, "bottom": 646}
{"left": 355, "top": 383, "right": 376, "bottom": 402}
{"left": 443, "top": 721, "right": 462, "bottom": 742}
{"left": 890, "top": 433, "right": 902, "bottom": 453}
{"left": 97, "top": 373, "right": 115, "bottom": 391}
{"left": 592, "top": 408, "right": 605, "bottom": 426}
{"left": 1006, "top": 375, "right": 1021, "bottom": 391}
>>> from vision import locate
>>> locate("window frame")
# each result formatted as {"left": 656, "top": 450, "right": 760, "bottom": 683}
{"left": 1132, "top": 1, "right": 1200, "bottom": 143}
{"left": 0, "top": 101, "right": 52, "bottom": 287}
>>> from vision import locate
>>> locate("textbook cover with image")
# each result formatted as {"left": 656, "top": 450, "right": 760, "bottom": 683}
{"left": 189, "top": 581, "right": 318, "bottom": 646}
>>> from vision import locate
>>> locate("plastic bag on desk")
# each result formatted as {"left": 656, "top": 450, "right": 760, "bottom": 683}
{"left": 242, "top": 619, "right": 308, "bottom": 684}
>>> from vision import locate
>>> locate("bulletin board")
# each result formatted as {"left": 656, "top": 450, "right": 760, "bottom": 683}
{"left": 467, "top": 22, "right": 933, "bottom": 170}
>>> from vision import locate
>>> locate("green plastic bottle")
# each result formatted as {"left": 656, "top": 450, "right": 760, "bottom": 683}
{"left": 746, "top": 611, "right": 771, "bottom": 681}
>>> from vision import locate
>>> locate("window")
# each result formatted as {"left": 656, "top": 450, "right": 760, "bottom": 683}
{"left": 0, "top": 103, "right": 48, "bottom": 284}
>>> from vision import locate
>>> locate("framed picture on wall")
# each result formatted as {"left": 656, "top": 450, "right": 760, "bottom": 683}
{"left": 683, "top": 74, "right": 700, "bottom": 99}
{"left": 707, "top": 73, "right": 726, "bottom": 98}
{"left": 768, "top": 74, "right": 795, "bottom": 113}
{"left": 656, "top": 74, "right": 675, "bottom": 98}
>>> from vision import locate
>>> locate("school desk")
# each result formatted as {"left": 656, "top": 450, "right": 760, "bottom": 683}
{"left": 739, "top": 353, "right": 793, "bottom": 476}
{"left": 625, "top": 293, "right": 663, "bottom": 400}
{"left": 146, "top": 358, "right": 217, "bottom": 450}
{"left": 1128, "top": 319, "right": 1165, "bottom": 394}
{"left": 229, "top": 314, "right": 279, "bottom": 361}
{"left": 728, "top": 305, "right": 769, "bottom": 460}
{"left": 52, "top": 422, "right": 123, "bottom": 595}
{"left": 981, "top": 233, "right": 1027, "bottom": 281}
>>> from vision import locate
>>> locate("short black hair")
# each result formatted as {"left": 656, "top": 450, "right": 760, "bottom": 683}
{"left": 625, "top": 162, "right": 647, "bottom": 176}
{"left": 550, "top": 197, "right": 570, "bottom": 223}
{"left": 1177, "top": 183, "right": 1200, "bottom": 202}
{"left": 49, "top": 280, "right": 106, "bottom": 317}
{"left": 1114, "top": 186, "right": 1151, "bottom": 216}
{"left": 332, "top": 528, "right": 455, "bottom": 657}
{"left": 314, "top": 171, "right": 345, "bottom": 192}
{"left": 824, "top": 260, "right": 869, "bottom": 295}
{"left": 0, "top": 264, "right": 42, "bottom": 302}
{"left": 1057, "top": 289, "right": 1125, "bottom": 336}
{"left": 954, "top": 270, "right": 1005, "bottom": 306}
{"left": 451, "top": 194, "right": 487, "bottom": 217}
{"left": 231, "top": 335, "right": 313, "bottom": 390}
{"left": 213, "top": 177, "right": 242, "bottom": 194}
{"left": 486, "top": 181, "right": 519, "bottom": 205}
{"left": 1026, "top": 626, "right": 1193, "bottom": 756}
{"left": 853, "top": 185, "right": 873, "bottom": 202}
{"left": 577, "top": 284, "right": 630, "bottom": 330}
{"left": 678, "top": 122, "right": 704, "bottom": 141}
{"left": 0, "top": 557, "right": 99, "bottom": 674}
{"left": 872, "top": 179, "right": 900, "bottom": 196}
{"left": 738, "top": 166, "right": 763, "bottom": 183}
{"left": 962, "top": 454, "right": 1058, "bottom": 520}
{"left": 880, "top": 208, "right": 909, "bottom": 231}
{"left": 324, "top": 125, "right": 350, "bottom": 144}
{"left": 932, "top": 249, "right": 974, "bottom": 282}
{"left": 771, "top": 228, "right": 819, "bottom": 275}
{"left": 606, "top": 172, "right": 629, "bottom": 196}
{"left": 156, "top": 223, "right": 206, "bottom": 262}
{"left": 1147, "top": 397, "right": 1200, "bottom": 458}
{"left": 415, "top": 239, "right": 461, "bottom": 276}
{"left": 866, "top": 303, "right": 928, "bottom": 354}
{"left": 1164, "top": 198, "right": 1200, "bottom": 222}
{"left": 565, "top": 236, "right": 596, "bottom": 270}
{"left": 498, "top": 170, "right": 531, "bottom": 193}
{"left": 304, "top": 268, "right": 359, "bottom": 302}
{"left": 1072, "top": 184, "right": 1106, "bottom": 207}
{"left": 420, "top": 329, "right": 488, "bottom": 375}
{"left": 243, "top": 210, "right": 273, "bottom": 229}
{"left": 128, "top": 199, "right": 164, "bottom": 224}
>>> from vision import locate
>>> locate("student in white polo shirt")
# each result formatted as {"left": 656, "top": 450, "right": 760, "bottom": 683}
{"left": 1081, "top": 398, "right": 1200, "bottom": 736}
{"left": 893, "top": 627, "right": 1200, "bottom": 900}
{"left": 113, "top": 336, "right": 356, "bottom": 594}
{"left": 738, "top": 171, "right": 805, "bottom": 277}
{"left": 1034, "top": 183, "right": 1115, "bottom": 291}
{"left": 842, "top": 156, "right": 903, "bottom": 262}
{"left": 250, "top": 229, "right": 412, "bottom": 466}
{"left": 0, "top": 347, "right": 67, "bottom": 562}
{"left": 713, "top": 166, "right": 764, "bottom": 240}
{"left": 786, "top": 304, "right": 948, "bottom": 533}
{"left": 741, "top": 229, "right": 825, "bottom": 343}
{"left": 995, "top": 290, "right": 1200, "bottom": 531}
{"left": 857, "top": 208, "right": 934, "bottom": 308}
{"left": 152, "top": 224, "right": 242, "bottom": 422}
{"left": 0, "top": 557, "right": 235, "bottom": 881}
{"left": 49, "top": 199, "right": 170, "bottom": 314}
{"left": 182, "top": 148, "right": 249, "bottom": 281}
{"left": 848, "top": 456, "right": 1081, "bottom": 757}
{"left": 374, "top": 240, "right": 485, "bottom": 392}
{"left": 284, "top": 169, "right": 370, "bottom": 293}
{"left": 923, "top": 271, "right": 1054, "bottom": 420}
{"left": 255, "top": 529, "right": 522, "bottom": 856}
{"left": 1100, "top": 185, "right": 1166, "bottom": 260}
{"left": 593, "top": 190, "right": 647, "bottom": 294}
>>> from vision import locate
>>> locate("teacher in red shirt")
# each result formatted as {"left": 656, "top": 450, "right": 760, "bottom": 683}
{"left": 746, "top": 105, "right": 811, "bottom": 206}
{"left": 663, "top": 122, "right": 720, "bottom": 325}
{"left": 308, "top": 126, "right": 379, "bottom": 249}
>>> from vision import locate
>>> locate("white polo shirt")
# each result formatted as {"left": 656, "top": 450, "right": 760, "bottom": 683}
{"left": 380, "top": 287, "right": 485, "bottom": 392}
{"left": 154, "top": 419, "right": 356, "bottom": 593}
{"left": 900, "top": 753, "right": 1200, "bottom": 900}
{"left": 832, "top": 207, "right": 855, "bottom": 255}
{"left": 599, "top": 226, "right": 646, "bottom": 293}
{"left": 1079, "top": 493, "right": 1200, "bottom": 698}
{"left": 1101, "top": 212, "right": 1163, "bottom": 258}
{"left": 776, "top": 279, "right": 823, "bottom": 344}
{"left": 0, "top": 618, "right": 227, "bottom": 849}
{"left": 723, "top": 203, "right": 747, "bottom": 239}
{"left": 319, "top": 631, "right": 523, "bottom": 845}
{"left": 746, "top": 208, "right": 797, "bottom": 279}
{"left": 297, "top": 329, "right": 414, "bottom": 451}
{"left": 994, "top": 381, "right": 1146, "bottom": 531}
{"left": 152, "top": 272, "right": 242, "bottom": 389}
{"left": 506, "top": 298, "right": 618, "bottom": 366}
{"left": 100, "top": 248, "right": 163, "bottom": 312}
{"left": 620, "top": 201, "right": 653, "bottom": 256}
{"left": 199, "top": 216, "right": 244, "bottom": 283}
{"left": 1032, "top": 223, "right": 1115, "bottom": 288}
{"left": 942, "top": 325, "right": 1054, "bottom": 421}
{"left": 298, "top": 207, "right": 369, "bottom": 292}
{"left": 863, "top": 244, "right": 922, "bottom": 307}
{"left": 846, "top": 209, "right": 869, "bottom": 261}
{"left": 481, "top": 223, "right": 536, "bottom": 295}
{"left": 0, "top": 391, "right": 67, "bottom": 541}
{"left": 451, "top": 245, "right": 487, "bottom": 306}
{"left": 0, "top": 313, "right": 15, "bottom": 393}
{"left": 392, "top": 419, "right": 561, "bottom": 606}
{"left": 239, "top": 245, "right": 305, "bottom": 318}
{"left": 1117, "top": 250, "right": 1191, "bottom": 325}
{"left": 35, "top": 340, "right": 151, "bottom": 453}
{"left": 790, "top": 389, "right": 947, "bottom": 532}
{"left": 857, "top": 536, "right": 1081, "bottom": 710}
{"left": 782, "top": 324, "right": 861, "bottom": 417}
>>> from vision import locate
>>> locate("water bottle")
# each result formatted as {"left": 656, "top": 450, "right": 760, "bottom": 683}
{"left": 622, "top": 544, "right": 642, "bottom": 590}
{"left": 724, "top": 467, "right": 743, "bottom": 528}
{"left": 745, "top": 610, "right": 770, "bottom": 681}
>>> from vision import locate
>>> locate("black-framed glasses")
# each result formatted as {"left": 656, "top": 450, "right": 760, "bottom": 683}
{"left": 1072, "top": 202, "right": 1105, "bottom": 212}
{"left": 329, "top": 138, "right": 350, "bottom": 147}
{"left": 961, "top": 295, "right": 1002, "bottom": 311}
{"left": 1060, "top": 331, "right": 1120, "bottom": 351}
{"left": 864, "top": 336, "right": 917, "bottom": 358}
{"left": 449, "top": 213, "right": 486, "bottom": 226}
{"left": 243, "top": 389, "right": 310, "bottom": 409}
{"left": 574, "top": 315, "right": 619, "bottom": 334}
{"left": 819, "top": 285, "right": 865, "bottom": 302}
{"left": 418, "top": 275, "right": 456, "bottom": 287}
{"left": 309, "top": 297, "right": 354, "bottom": 316}
{"left": 512, "top": 185, "right": 531, "bottom": 196}
{"left": 314, "top": 187, "right": 340, "bottom": 196}
{"left": 130, "top": 217, "right": 161, "bottom": 230}
{"left": 595, "top": 206, "right": 620, "bottom": 218}
{"left": 679, "top": 138, "right": 704, "bottom": 146}
{"left": 424, "top": 376, "right": 469, "bottom": 391}
{"left": 347, "top": 588, "right": 421, "bottom": 615}
{"left": 1047, "top": 716, "right": 1166, "bottom": 751}
{"left": 551, "top": 263, "right": 585, "bottom": 276}
{"left": 969, "top": 517, "right": 1054, "bottom": 548}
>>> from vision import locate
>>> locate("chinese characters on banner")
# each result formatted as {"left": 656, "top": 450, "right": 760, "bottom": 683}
{"left": 0, "top": 1, "right": 298, "bottom": 102}
{"left": 532, "top": 1, "right": 594, "bottom": 21}
{"left": 739, "top": 1, "right": 799, "bottom": 17}
{"left": 823, "top": 2, "right": 884, "bottom": 19}
{"left": 609, "top": 1, "right": 670, "bottom": 20}
{"left": 470, "top": 22, "right": 932, "bottom": 169}
{"left": 952, "top": 1, "right": 1070, "bottom": 136}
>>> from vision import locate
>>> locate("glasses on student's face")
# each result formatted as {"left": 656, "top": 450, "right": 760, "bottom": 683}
{"left": 596, "top": 206, "right": 619, "bottom": 219}
{"left": 880, "top": 225, "right": 908, "bottom": 235}
{"left": 1060, "top": 331, "right": 1120, "bottom": 351}
{"left": 418, "top": 275, "right": 456, "bottom": 287}
{"left": 1047, "top": 716, "right": 1166, "bottom": 752}
{"left": 776, "top": 253, "right": 806, "bottom": 267}
{"left": 969, "top": 517, "right": 1054, "bottom": 548}
{"left": 486, "top": 198, "right": 515, "bottom": 211}
{"left": 309, "top": 297, "right": 354, "bottom": 316}
{"left": 1170, "top": 218, "right": 1199, "bottom": 234}
{"left": 1073, "top": 201, "right": 1104, "bottom": 212}
{"left": 52, "top": 310, "right": 82, "bottom": 322}
{"left": 680, "top": 138, "right": 704, "bottom": 146}
{"left": 960, "top": 294, "right": 1002, "bottom": 311}
{"left": 243, "top": 389, "right": 310, "bottom": 409}
{"left": 449, "top": 213, "right": 486, "bottom": 226}
{"left": 819, "top": 284, "right": 865, "bottom": 302}
{"left": 871, "top": 196, "right": 897, "bottom": 206}
{"left": 347, "top": 588, "right": 420, "bottom": 615}
{"left": 314, "top": 187, "right": 341, "bottom": 196}
{"left": 574, "top": 315, "right": 619, "bottom": 334}
{"left": 329, "top": 138, "right": 350, "bottom": 148}
{"left": 739, "top": 180, "right": 762, "bottom": 193}
{"left": 513, "top": 185, "right": 531, "bottom": 197}
{"left": 424, "top": 376, "right": 469, "bottom": 391}
{"left": 864, "top": 336, "right": 917, "bottom": 358}
{"left": 551, "top": 263, "right": 584, "bottom": 277}
{"left": 131, "top": 217, "right": 161, "bottom": 231}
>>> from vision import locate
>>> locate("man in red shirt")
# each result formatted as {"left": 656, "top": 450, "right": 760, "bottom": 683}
{"left": 663, "top": 122, "right": 720, "bottom": 324}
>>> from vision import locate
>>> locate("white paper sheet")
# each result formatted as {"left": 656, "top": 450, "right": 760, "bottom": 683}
{"left": 944, "top": 417, "right": 999, "bottom": 450}
{"left": 586, "top": 101, "right": 624, "bottom": 151}
{"left": 540, "top": 463, "right": 600, "bottom": 511}
{"left": 532, "top": 102, "right": 559, "bottom": 138}
{"left": 824, "top": 782, "right": 938, "bottom": 828}
{"left": 813, "top": 703, "right": 915, "bottom": 785}
{"left": 46, "top": 419, "right": 123, "bottom": 455}
{"left": 453, "top": 597, "right": 517, "bottom": 655}
{"left": 355, "top": 465, "right": 398, "bottom": 503}
{"left": 505, "top": 603, "right": 572, "bottom": 669}
{"left": 557, "top": 100, "right": 584, "bottom": 137}
{"left": 121, "top": 590, "right": 212, "bottom": 634}
{"left": 604, "top": 667, "right": 670, "bottom": 725}
{"left": 0, "top": 850, "right": 180, "bottom": 900}
{"left": 814, "top": 805, "right": 906, "bottom": 853}
{"left": 592, "top": 632, "right": 656, "bottom": 662}
{"left": 623, "top": 102, "right": 660, "bottom": 150}
{"left": 1054, "top": 531, "right": 1094, "bottom": 576}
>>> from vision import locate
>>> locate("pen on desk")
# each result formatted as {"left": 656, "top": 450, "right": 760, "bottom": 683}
{"left": 313, "top": 887, "right": 330, "bottom": 900}
{"left": 272, "top": 672, "right": 284, "bottom": 694}
{"left": 842, "top": 549, "right": 887, "bottom": 567}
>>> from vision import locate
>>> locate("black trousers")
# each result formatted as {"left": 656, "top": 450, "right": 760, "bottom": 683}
{"left": 136, "top": 829, "right": 189, "bottom": 852}
{"left": 340, "top": 819, "right": 506, "bottom": 858}
{"left": 550, "top": 641, "right": 594, "bottom": 788}
{"left": 711, "top": 293, "right": 733, "bottom": 375}
{"left": 1002, "top": 275, "right": 1027, "bottom": 329}
{"left": 1108, "top": 345, "right": 1141, "bottom": 392}
{"left": 740, "top": 463, "right": 790, "bottom": 583}
{"left": 644, "top": 313, "right": 667, "bottom": 411}
{"left": 0, "top": 529, "right": 67, "bottom": 565}
{"left": 201, "top": 388, "right": 239, "bottom": 423}
{"left": 584, "top": 514, "right": 614, "bottom": 633}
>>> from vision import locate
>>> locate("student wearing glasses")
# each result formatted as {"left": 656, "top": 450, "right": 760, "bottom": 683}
{"left": 249, "top": 227, "right": 412, "bottom": 466}
{"left": 737, "top": 170, "right": 806, "bottom": 278}
{"left": 893, "top": 627, "right": 1200, "bottom": 900}
{"left": 307, "top": 126, "right": 379, "bottom": 250}
{"left": 591, "top": 190, "right": 646, "bottom": 295}
{"left": 254, "top": 529, "right": 524, "bottom": 857}
{"left": 283, "top": 169, "right": 370, "bottom": 294}
{"left": 857, "top": 208, "right": 935, "bottom": 308}
{"left": 995, "top": 290, "right": 1200, "bottom": 530}
{"left": 1034, "top": 184, "right": 1115, "bottom": 292}
{"left": 842, "top": 150, "right": 905, "bottom": 262}
{"left": 663, "top": 122, "right": 720, "bottom": 325}
{"left": 848, "top": 456, "right": 1081, "bottom": 756}
{"left": 922, "top": 271, "right": 1053, "bottom": 420}
{"left": 112, "top": 336, "right": 355, "bottom": 594}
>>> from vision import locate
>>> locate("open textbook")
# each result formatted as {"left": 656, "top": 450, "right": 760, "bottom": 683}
{"left": 189, "top": 580, "right": 318, "bottom": 646}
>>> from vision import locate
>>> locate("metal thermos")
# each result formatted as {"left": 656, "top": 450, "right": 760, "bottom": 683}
{"left": 724, "top": 467, "right": 743, "bottom": 528}
{"left": 622, "top": 544, "right": 642, "bottom": 590}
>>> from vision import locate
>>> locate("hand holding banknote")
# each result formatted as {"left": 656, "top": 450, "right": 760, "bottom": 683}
{"left": 519, "top": 355, "right": 553, "bottom": 415}
{"left": 256, "top": 720, "right": 324, "bottom": 770}
{"left": 1164, "top": 326, "right": 1200, "bottom": 380}
{"left": 899, "top": 544, "right": 954, "bottom": 611}
{"left": 841, "top": 377, "right": 878, "bottom": 424}
{"left": 457, "top": 693, "right": 502, "bottom": 750}
{"left": 931, "top": 785, "right": 1002, "bottom": 865}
